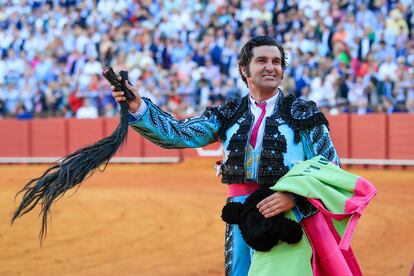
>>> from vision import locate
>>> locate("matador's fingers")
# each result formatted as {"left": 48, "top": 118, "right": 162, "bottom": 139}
{"left": 262, "top": 207, "right": 283, "bottom": 218}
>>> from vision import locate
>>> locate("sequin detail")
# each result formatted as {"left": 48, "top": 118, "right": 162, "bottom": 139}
{"left": 224, "top": 221, "right": 233, "bottom": 276}
{"left": 221, "top": 113, "right": 253, "bottom": 184}
{"left": 222, "top": 94, "right": 289, "bottom": 186}
{"left": 280, "top": 95, "right": 329, "bottom": 143}
{"left": 310, "top": 125, "right": 337, "bottom": 162}
{"left": 131, "top": 98, "right": 215, "bottom": 148}
{"left": 257, "top": 114, "right": 289, "bottom": 186}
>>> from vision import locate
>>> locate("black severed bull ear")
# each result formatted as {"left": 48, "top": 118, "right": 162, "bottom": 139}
{"left": 221, "top": 202, "right": 243, "bottom": 224}
{"left": 279, "top": 218, "right": 303, "bottom": 244}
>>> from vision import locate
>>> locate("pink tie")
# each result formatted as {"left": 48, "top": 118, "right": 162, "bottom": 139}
{"left": 250, "top": 102, "right": 266, "bottom": 149}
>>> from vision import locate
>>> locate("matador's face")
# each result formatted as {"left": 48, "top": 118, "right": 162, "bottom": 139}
{"left": 243, "top": 46, "right": 284, "bottom": 94}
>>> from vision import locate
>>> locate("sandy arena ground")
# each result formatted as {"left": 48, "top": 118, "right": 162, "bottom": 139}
{"left": 0, "top": 158, "right": 413, "bottom": 276}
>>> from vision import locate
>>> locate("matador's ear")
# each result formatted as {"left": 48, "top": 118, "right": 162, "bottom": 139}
{"left": 221, "top": 202, "right": 243, "bottom": 224}
{"left": 240, "top": 66, "right": 248, "bottom": 78}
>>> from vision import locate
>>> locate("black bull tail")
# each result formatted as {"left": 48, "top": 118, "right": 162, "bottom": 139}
{"left": 11, "top": 67, "right": 133, "bottom": 241}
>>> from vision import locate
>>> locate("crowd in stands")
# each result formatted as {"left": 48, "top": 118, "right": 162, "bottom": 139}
{"left": 0, "top": 0, "right": 413, "bottom": 120}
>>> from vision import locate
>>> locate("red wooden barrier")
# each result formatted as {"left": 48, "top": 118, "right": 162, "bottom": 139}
{"left": 388, "top": 114, "right": 414, "bottom": 159}
{"left": 31, "top": 118, "right": 67, "bottom": 157}
{"left": 142, "top": 139, "right": 181, "bottom": 158}
{"left": 181, "top": 142, "right": 220, "bottom": 158}
{"left": 67, "top": 119, "right": 105, "bottom": 153}
{"left": 326, "top": 114, "right": 349, "bottom": 158}
{"left": 0, "top": 113, "right": 414, "bottom": 163}
{"left": 349, "top": 114, "right": 387, "bottom": 159}
{"left": 0, "top": 120, "right": 30, "bottom": 157}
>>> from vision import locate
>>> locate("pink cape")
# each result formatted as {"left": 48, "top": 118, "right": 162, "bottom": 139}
{"left": 301, "top": 176, "right": 376, "bottom": 276}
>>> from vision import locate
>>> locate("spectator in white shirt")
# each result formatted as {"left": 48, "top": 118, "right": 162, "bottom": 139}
{"left": 76, "top": 98, "right": 98, "bottom": 119}
{"left": 377, "top": 55, "right": 398, "bottom": 82}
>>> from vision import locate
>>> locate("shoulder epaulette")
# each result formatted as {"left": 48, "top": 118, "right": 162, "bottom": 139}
{"left": 280, "top": 95, "right": 329, "bottom": 143}
{"left": 203, "top": 96, "right": 249, "bottom": 140}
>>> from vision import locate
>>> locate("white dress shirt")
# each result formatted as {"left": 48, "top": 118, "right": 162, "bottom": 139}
{"left": 248, "top": 91, "right": 280, "bottom": 150}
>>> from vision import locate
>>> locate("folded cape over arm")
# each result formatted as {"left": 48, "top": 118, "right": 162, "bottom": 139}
{"left": 270, "top": 156, "right": 377, "bottom": 276}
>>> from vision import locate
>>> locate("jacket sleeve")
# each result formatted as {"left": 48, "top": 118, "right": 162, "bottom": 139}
{"left": 279, "top": 95, "right": 341, "bottom": 220}
{"left": 291, "top": 125, "right": 341, "bottom": 220}
{"left": 128, "top": 98, "right": 221, "bottom": 149}
{"left": 306, "top": 125, "right": 340, "bottom": 166}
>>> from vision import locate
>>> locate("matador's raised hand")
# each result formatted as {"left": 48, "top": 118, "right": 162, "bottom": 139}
{"left": 111, "top": 75, "right": 142, "bottom": 113}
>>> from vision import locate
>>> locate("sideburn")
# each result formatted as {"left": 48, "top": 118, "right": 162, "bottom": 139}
{"left": 245, "top": 66, "right": 251, "bottom": 78}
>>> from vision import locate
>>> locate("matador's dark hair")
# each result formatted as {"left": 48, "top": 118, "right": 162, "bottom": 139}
{"left": 238, "top": 36, "right": 288, "bottom": 86}
{"left": 11, "top": 67, "right": 133, "bottom": 242}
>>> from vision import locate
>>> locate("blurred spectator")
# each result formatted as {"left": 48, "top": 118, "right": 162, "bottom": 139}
{"left": 0, "top": 0, "right": 413, "bottom": 119}
{"left": 348, "top": 76, "right": 368, "bottom": 111}
{"left": 2, "top": 83, "right": 19, "bottom": 114}
{"left": 103, "top": 102, "right": 117, "bottom": 118}
{"left": 0, "top": 98, "right": 5, "bottom": 118}
{"left": 309, "top": 71, "right": 334, "bottom": 107}
{"left": 76, "top": 98, "right": 98, "bottom": 119}
{"left": 32, "top": 85, "right": 47, "bottom": 116}
{"left": 15, "top": 103, "right": 33, "bottom": 120}
{"left": 354, "top": 97, "right": 374, "bottom": 115}
{"left": 299, "top": 86, "right": 311, "bottom": 101}
{"left": 222, "top": 79, "right": 240, "bottom": 99}
{"left": 377, "top": 55, "right": 398, "bottom": 82}
{"left": 294, "top": 67, "right": 311, "bottom": 98}
{"left": 68, "top": 84, "right": 84, "bottom": 114}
